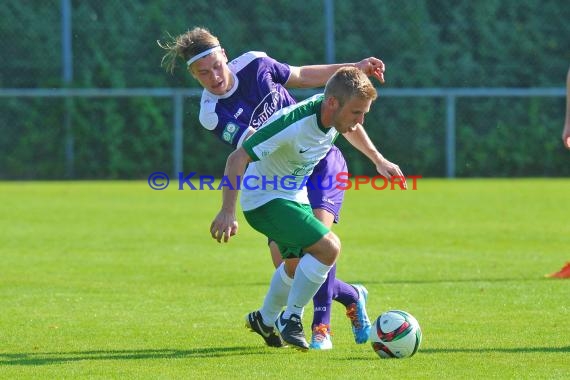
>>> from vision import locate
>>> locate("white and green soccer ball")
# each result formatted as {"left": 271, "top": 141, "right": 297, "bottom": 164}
{"left": 369, "top": 310, "right": 422, "bottom": 359}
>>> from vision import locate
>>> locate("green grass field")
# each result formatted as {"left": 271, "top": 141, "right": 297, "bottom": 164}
{"left": 1, "top": 179, "right": 568, "bottom": 379}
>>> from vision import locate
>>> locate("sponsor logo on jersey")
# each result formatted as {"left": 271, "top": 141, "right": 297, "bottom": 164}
{"left": 250, "top": 91, "right": 281, "bottom": 129}
{"left": 222, "top": 122, "right": 239, "bottom": 143}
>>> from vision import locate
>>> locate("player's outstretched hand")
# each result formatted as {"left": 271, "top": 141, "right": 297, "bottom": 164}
{"left": 376, "top": 159, "right": 407, "bottom": 189}
{"left": 210, "top": 211, "right": 238, "bottom": 243}
{"left": 355, "top": 57, "right": 386, "bottom": 84}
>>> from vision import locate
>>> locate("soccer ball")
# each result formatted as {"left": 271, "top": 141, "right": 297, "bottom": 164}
{"left": 369, "top": 310, "right": 422, "bottom": 359}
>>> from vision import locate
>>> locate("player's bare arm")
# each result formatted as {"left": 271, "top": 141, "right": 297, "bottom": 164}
{"left": 285, "top": 57, "right": 385, "bottom": 88}
{"left": 343, "top": 124, "right": 406, "bottom": 188}
{"left": 210, "top": 147, "right": 252, "bottom": 243}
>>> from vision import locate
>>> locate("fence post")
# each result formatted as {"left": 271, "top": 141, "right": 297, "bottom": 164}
{"left": 324, "top": 0, "right": 335, "bottom": 63}
{"left": 62, "top": 0, "right": 74, "bottom": 178}
{"left": 173, "top": 91, "right": 183, "bottom": 177}
{"left": 445, "top": 94, "right": 456, "bottom": 178}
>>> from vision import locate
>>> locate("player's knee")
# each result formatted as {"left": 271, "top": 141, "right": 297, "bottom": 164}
{"left": 325, "top": 232, "right": 341, "bottom": 259}
{"left": 316, "top": 232, "right": 340, "bottom": 264}
{"left": 305, "top": 232, "right": 340, "bottom": 266}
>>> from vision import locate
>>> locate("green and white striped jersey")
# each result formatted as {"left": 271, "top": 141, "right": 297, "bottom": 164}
{"left": 241, "top": 94, "right": 339, "bottom": 211}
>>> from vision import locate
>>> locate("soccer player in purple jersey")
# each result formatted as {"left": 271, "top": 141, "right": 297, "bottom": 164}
{"left": 159, "top": 27, "right": 407, "bottom": 348}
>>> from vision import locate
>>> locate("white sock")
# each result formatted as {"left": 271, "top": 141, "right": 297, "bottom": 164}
{"left": 259, "top": 263, "right": 293, "bottom": 326}
{"left": 282, "top": 254, "right": 332, "bottom": 319}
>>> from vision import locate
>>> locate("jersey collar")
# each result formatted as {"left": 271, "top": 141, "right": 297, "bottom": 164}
{"left": 315, "top": 95, "right": 331, "bottom": 134}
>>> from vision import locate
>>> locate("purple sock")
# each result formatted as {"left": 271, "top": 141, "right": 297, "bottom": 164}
{"left": 311, "top": 264, "right": 336, "bottom": 328}
{"left": 332, "top": 279, "right": 358, "bottom": 307}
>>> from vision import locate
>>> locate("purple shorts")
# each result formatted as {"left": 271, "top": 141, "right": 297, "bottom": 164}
{"left": 307, "top": 145, "right": 347, "bottom": 223}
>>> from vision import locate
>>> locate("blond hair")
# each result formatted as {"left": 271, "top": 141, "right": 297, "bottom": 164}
{"left": 324, "top": 66, "right": 377, "bottom": 105}
{"left": 157, "top": 27, "right": 220, "bottom": 73}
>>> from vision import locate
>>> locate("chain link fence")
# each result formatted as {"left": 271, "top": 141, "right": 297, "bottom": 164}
{"left": 1, "top": 0, "right": 569, "bottom": 179}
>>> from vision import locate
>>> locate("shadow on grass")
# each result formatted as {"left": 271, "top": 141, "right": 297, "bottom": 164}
{"left": 0, "top": 346, "right": 269, "bottom": 366}
{"left": 421, "top": 346, "right": 570, "bottom": 354}
{"left": 339, "top": 346, "right": 570, "bottom": 360}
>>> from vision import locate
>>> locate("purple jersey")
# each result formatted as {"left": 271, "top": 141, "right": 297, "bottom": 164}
{"left": 199, "top": 51, "right": 297, "bottom": 148}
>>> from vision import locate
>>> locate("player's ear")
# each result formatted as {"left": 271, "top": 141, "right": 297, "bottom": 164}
{"left": 326, "top": 96, "right": 340, "bottom": 110}
{"left": 221, "top": 48, "right": 228, "bottom": 63}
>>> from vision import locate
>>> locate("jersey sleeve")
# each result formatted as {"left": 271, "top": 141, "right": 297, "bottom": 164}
{"left": 198, "top": 92, "right": 253, "bottom": 148}
{"left": 257, "top": 54, "right": 292, "bottom": 85}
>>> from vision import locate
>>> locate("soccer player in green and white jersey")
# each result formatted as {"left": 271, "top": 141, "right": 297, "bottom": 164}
{"left": 210, "top": 66, "right": 379, "bottom": 350}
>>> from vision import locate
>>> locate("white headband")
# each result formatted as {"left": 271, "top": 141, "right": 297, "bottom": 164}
{"left": 186, "top": 46, "right": 222, "bottom": 66}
